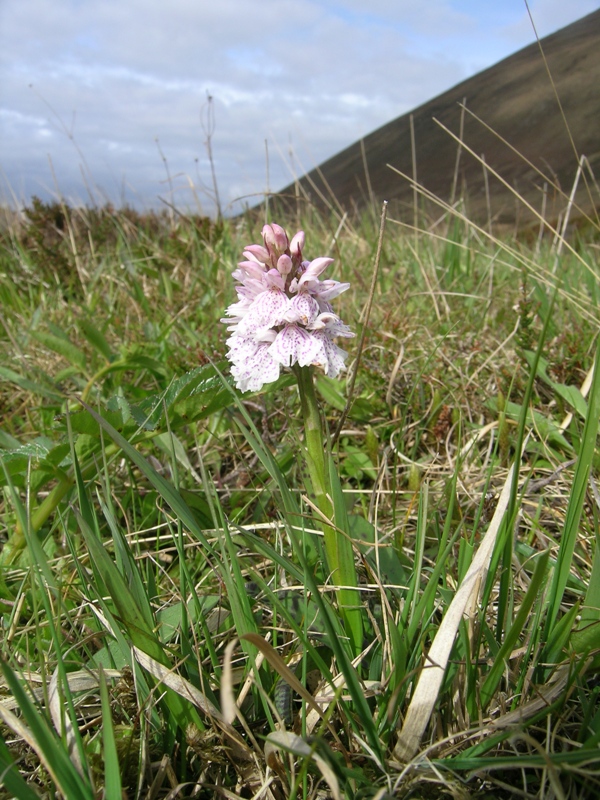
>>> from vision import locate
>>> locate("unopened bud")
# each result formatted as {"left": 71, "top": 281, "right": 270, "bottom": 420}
{"left": 262, "top": 223, "right": 289, "bottom": 256}
{"left": 277, "top": 254, "right": 293, "bottom": 275}
{"left": 290, "top": 230, "right": 305, "bottom": 259}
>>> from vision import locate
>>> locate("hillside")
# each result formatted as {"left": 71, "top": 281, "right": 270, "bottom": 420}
{"left": 277, "top": 10, "right": 600, "bottom": 229}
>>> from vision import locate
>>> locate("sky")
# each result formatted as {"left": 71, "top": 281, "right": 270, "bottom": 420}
{"left": 0, "top": 0, "right": 598, "bottom": 216}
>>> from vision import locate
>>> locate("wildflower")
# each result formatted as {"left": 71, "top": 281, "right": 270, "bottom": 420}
{"left": 222, "top": 224, "right": 354, "bottom": 392}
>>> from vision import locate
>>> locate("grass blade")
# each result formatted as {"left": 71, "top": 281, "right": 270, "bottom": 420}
{"left": 98, "top": 667, "right": 123, "bottom": 800}
{"left": 480, "top": 549, "right": 550, "bottom": 708}
{"left": 394, "top": 462, "right": 516, "bottom": 762}
{"left": 544, "top": 334, "right": 600, "bottom": 644}
{"left": 0, "top": 736, "right": 42, "bottom": 800}
{"left": 0, "top": 661, "right": 95, "bottom": 800}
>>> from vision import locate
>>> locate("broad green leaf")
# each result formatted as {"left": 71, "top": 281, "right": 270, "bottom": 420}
{"left": 106, "top": 394, "right": 132, "bottom": 425}
{"left": 0, "top": 365, "right": 63, "bottom": 399}
{"left": 348, "top": 514, "right": 407, "bottom": 588}
{"left": 0, "top": 430, "right": 21, "bottom": 449}
{"left": 524, "top": 352, "right": 588, "bottom": 419}
{"left": 316, "top": 374, "right": 346, "bottom": 411}
{"left": 68, "top": 363, "right": 234, "bottom": 432}
{"left": 486, "top": 397, "right": 571, "bottom": 452}
{"left": 78, "top": 316, "right": 114, "bottom": 361}
{"left": 341, "top": 443, "right": 377, "bottom": 481}
{"left": 61, "top": 406, "right": 125, "bottom": 436}
{"left": 30, "top": 329, "right": 87, "bottom": 371}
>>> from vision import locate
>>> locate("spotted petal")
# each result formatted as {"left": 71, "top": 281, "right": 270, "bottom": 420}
{"left": 269, "top": 325, "right": 322, "bottom": 368}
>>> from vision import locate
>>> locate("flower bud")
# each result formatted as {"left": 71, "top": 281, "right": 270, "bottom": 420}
{"left": 290, "top": 230, "right": 305, "bottom": 260}
{"left": 262, "top": 224, "right": 289, "bottom": 257}
{"left": 277, "top": 254, "right": 293, "bottom": 276}
{"left": 243, "top": 244, "right": 270, "bottom": 264}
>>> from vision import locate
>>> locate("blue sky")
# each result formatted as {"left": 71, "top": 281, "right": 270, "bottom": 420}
{"left": 0, "top": 0, "right": 597, "bottom": 215}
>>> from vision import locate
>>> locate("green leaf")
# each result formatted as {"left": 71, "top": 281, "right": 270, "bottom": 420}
{"left": 544, "top": 604, "right": 580, "bottom": 664}
{"left": 486, "top": 397, "right": 572, "bottom": 452}
{"left": 70, "top": 451, "right": 203, "bottom": 735}
{"left": 348, "top": 514, "right": 407, "bottom": 588}
{"left": 78, "top": 316, "right": 114, "bottom": 361}
{"left": 316, "top": 374, "right": 346, "bottom": 411}
{"left": 0, "top": 440, "right": 51, "bottom": 465}
{"left": 106, "top": 394, "right": 132, "bottom": 425}
{"left": 99, "top": 668, "right": 123, "bottom": 800}
{"left": 30, "top": 329, "right": 87, "bottom": 371}
{"left": 544, "top": 335, "right": 600, "bottom": 644}
{"left": 0, "top": 660, "right": 95, "bottom": 800}
{"left": 66, "top": 407, "right": 125, "bottom": 436}
{"left": 524, "top": 352, "right": 588, "bottom": 419}
{"left": 341, "top": 443, "right": 377, "bottom": 481}
{"left": 0, "top": 365, "right": 63, "bottom": 399}
{"left": 480, "top": 550, "right": 550, "bottom": 708}
{"left": 571, "top": 529, "right": 600, "bottom": 654}
{"left": 63, "top": 364, "right": 232, "bottom": 436}
{"left": 0, "top": 736, "right": 41, "bottom": 800}
{"left": 328, "top": 453, "right": 363, "bottom": 656}
{"left": 0, "top": 430, "right": 21, "bottom": 449}
{"left": 97, "top": 495, "right": 156, "bottom": 633}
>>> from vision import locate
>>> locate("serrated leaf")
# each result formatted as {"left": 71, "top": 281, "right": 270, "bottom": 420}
{"left": 0, "top": 439, "right": 62, "bottom": 484}
{"left": 129, "top": 363, "right": 232, "bottom": 430}
{"left": 107, "top": 394, "right": 132, "bottom": 425}
{"left": 0, "top": 440, "right": 51, "bottom": 461}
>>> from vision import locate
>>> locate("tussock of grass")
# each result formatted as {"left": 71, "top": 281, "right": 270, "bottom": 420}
{"left": 1, "top": 188, "right": 600, "bottom": 799}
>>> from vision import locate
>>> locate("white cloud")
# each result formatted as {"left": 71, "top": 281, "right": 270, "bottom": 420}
{"left": 0, "top": 0, "right": 596, "bottom": 213}
{"left": 501, "top": 0, "right": 599, "bottom": 40}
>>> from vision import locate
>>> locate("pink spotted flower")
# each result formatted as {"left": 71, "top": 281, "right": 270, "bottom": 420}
{"left": 222, "top": 224, "right": 354, "bottom": 392}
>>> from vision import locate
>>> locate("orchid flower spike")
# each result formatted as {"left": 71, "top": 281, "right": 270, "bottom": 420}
{"left": 222, "top": 224, "right": 353, "bottom": 392}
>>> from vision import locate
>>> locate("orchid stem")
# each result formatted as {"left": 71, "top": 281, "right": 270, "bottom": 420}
{"left": 295, "top": 365, "right": 363, "bottom": 654}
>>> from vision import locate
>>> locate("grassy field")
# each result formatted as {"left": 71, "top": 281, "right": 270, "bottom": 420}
{"left": 1, "top": 192, "right": 600, "bottom": 799}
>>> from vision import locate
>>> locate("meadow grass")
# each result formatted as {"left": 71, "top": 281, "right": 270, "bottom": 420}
{"left": 0, "top": 193, "right": 600, "bottom": 799}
